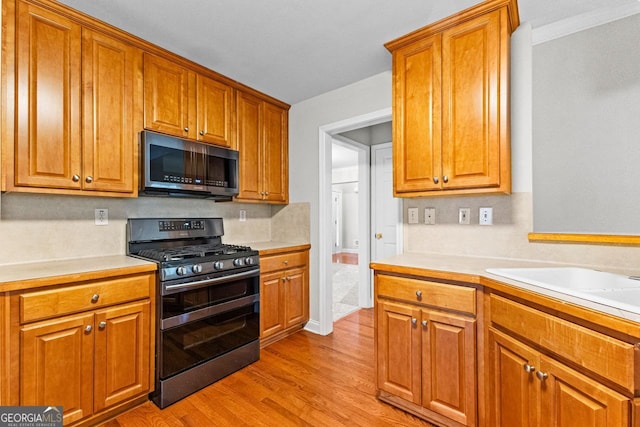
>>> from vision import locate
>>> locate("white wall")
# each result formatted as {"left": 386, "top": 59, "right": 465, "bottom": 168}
{"left": 289, "top": 72, "right": 392, "bottom": 320}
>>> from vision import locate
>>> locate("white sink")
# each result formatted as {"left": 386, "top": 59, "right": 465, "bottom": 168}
{"left": 486, "top": 267, "right": 640, "bottom": 291}
{"left": 486, "top": 267, "right": 640, "bottom": 314}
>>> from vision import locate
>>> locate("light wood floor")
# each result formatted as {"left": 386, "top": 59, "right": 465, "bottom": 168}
{"left": 104, "top": 309, "right": 434, "bottom": 426}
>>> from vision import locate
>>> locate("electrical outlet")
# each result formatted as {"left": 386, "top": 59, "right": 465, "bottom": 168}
{"left": 479, "top": 207, "right": 493, "bottom": 225}
{"left": 239, "top": 209, "right": 247, "bottom": 222}
{"left": 95, "top": 208, "right": 108, "bottom": 226}
{"left": 408, "top": 207, "right": 419, "bottom": 224}
{"left": 424, "top": 208, "right": 436, "bottom": 225}
{"left": 458, "top": 208, "right": 470, "bottom": 225}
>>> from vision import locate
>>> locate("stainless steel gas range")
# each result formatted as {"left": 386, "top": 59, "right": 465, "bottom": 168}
{"left": 127, "top": 217, "right": 260, "bottom": 408}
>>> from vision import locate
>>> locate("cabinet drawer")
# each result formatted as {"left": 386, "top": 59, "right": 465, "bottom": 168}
{"left": 377, "top": 274, "right": 476, "bottom": 315}
{"left": 260, "top": 251, "right": 307, "bottom": 273}
{"left": 20, "top": 274, "right": 151, "bottom": 323}
{"left": 490, "top": 294, "right": 636, "bottom": 391}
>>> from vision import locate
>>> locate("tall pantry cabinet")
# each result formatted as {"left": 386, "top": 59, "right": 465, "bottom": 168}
{"left": 386, "top": 0, "right": 519, "bottom": 197}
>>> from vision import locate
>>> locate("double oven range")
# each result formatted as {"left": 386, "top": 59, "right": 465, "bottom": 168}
{"left": 127, "top": 217, "right": 260, "bottom": 408}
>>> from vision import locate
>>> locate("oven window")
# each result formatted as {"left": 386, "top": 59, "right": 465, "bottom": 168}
{"left": 160, "top": 303, "right": 259, "bottom": 379}
{"left": 162, "top": 277, "right": 258, "bottom": 319}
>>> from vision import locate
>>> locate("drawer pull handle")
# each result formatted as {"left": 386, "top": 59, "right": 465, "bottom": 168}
{"left": 84, "top": 325, "right": 92, "bottom": 333}
{"left": 98, "top": 321, "right": 107, "bottom": 330}
{"left": 284, "top": 260, "right": 289, "bottom": 265}
{"left": 415, "top": 290, "right": 422, "bottom": 298}
{"left": 523, "top": 363, "right": 536, "bottom": 373}
{"left": 91, "top": 294, "right": 100, "bottom": 303}
{"left": 411, "top": 318, "right": 417, "bottom": 325}
{"left": 421, "top": 320, "right": 428, "bottom": 327}
{"left": 536, "top": 371, "right": 548, "bottom": 381}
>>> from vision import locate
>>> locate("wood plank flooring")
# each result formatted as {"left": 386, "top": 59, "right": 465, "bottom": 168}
{"left": 104, "top": 309, "right": 434, "bottom": 426}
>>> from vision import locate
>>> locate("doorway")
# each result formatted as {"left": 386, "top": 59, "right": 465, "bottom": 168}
{"left": 317, "top": 108, "right": 402, "bottom": 335}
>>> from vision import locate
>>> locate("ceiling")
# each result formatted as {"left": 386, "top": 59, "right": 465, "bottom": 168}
{"left": 57, "top": 0, "right": 639, "bottom": 105}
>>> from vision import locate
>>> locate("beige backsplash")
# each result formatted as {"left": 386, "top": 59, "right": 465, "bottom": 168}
{"left": 0, "top": 193, "right": 310, "bottom": 266}
{"left": 403, "top": 192, "right": 640, "bottom": 271}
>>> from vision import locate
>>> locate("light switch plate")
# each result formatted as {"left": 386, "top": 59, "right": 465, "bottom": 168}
{"left": 479, "top": 207, "right": 493, "bottom": 225}
{"left": 458, "top": 208, "right": 470, "bottom": 225}
{"left": 408, "top": 207, "right": 419, "bottom": 224}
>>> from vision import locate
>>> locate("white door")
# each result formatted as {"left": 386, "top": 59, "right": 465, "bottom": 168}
{"left": 372, "top": 144, "right": 401, "bottom": 261}
{"left": 331, "top": 191, "right": 342, "bottom": 254}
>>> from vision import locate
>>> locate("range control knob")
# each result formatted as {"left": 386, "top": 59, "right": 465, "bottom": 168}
{"left": 192, "top": 264, "right": 203, "bottom": 274}
{"left": 233, "top": 258, "right": 244, "bottom": 267}
{"left": 213, "top": 261, "right": 224, "bottom": 270}
{"left": 245, "top": 257, "right": 255, "bottom": 265}
{"left": 176, "top": 266, "right": 188, "bottom": 276}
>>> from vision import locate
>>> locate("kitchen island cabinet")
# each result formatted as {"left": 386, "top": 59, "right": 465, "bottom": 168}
{"left": 4, "top": 0, "right": 141, "bottom": 197}
{"left": 386, "top": 0, "right": 519, "bottom": 197}
{"left": 258, "top": 244, "right": 310, "bottom": 347}
{"left": 0, "top": 258, "right": 156, "bottom": 427}
{"left": 371, "top": 254, "right": 640, "bottom": 427}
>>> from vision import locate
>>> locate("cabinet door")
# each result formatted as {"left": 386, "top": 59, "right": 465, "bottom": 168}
{"left": 143, "top": 54, "right": 194, "bottom": 138}
{"left": 236, "top": 91, "right": 263, "bottom": 201}
{"left": 392, "top": 34, "right": 442, "bottom": 194}
{"left": 441, "top": 10, "right": 502, "bottom": 190}
{"left": 283, "top": 267, "right": 308, "bottom": 328}
{"left": 15, "top": 1, "right": 82, "bottom": 189}
{"left": 262, "top": 102, "right": 288, "bottom": 203}
{"left": 540, "top": 356, "right": 630, "bottom": 427}
{"left": 260, "top": 271, "right": 284, "bottom": 337}
{"left": 488, "top": 328, "right": 540, "bottom": 427}
{"left": 376, "top": 300, "right": 421, "bottom": 404}
{"left": 94, "top": 300, "right": 150, "bottom": 412}
{"left": 197, "top": 75, "right": 233, "bottom": 147}
{"left": 82, "top": 29, "right": 139, "bottom": 193}
{"left": 422, "top": 309, "right": 476, "bottom": 426}
{"left": 21, "top": 313, "right": 94, "bottom": 425}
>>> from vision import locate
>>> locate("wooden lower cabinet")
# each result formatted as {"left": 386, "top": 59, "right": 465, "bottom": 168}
{"left": 259, "top": 245, "right": 310, "bottom": 347}
{"left": 374, "top": 272, "right": 478, "bottom": 426}
{"left": 489, "top": 328, "right": 630, "bottom": 427}
{"left": 8, "top": 270, "right": 155, "bottom": 426}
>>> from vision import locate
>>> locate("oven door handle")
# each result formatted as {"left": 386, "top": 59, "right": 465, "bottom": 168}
{"left": 161, "top": 294, "right": 259, "bottom": 330}
{"left": 163, "top": 268, "right": 260, "bottom": 295}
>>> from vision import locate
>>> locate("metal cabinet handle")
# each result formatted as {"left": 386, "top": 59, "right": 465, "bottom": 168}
{"left": 416, "top": 290, "right": 422, "bottom": 298}
{"left": 84, "top": 325, "right": 92, "bottom": 333}
{"left": 411, "top": 318, "right": 417, "bottom": 325}
{"left": 184, "top": 127, "right": 189, "bottom": 132}
{"left": 98, "top": 321, "right": 107, "bottom": 330}
{"left": 91, "top": 294, "right": 99, "bottom": 303}
{"left": 443, "top": 175, "right": 449, "bottom": 183}
{"left": 523, "top": 363, "right": 536, "bottom": 373}
{"left": 200, "top": 130, "right": 205, "bottom": 135}
{"left": 433, "top": 176, "right": 439, "bottom": 184}
{"left": 536, "top": 371, "right": 548, "bottom": 381}
{"left": 85, "top": 176, "right": 93, "bottom": 183}
{"left": 421, "top": 320, "right": 428, "bottom": 327}
{"left": 72, "top": 174, "right": 80, "bottom": 182}
{"left": 284, "top": 260, "right": 289, "bottom": 265}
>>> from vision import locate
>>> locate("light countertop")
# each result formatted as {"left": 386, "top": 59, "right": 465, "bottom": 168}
{"left": 371, "top": 252, "right": 640, "bottom": 323}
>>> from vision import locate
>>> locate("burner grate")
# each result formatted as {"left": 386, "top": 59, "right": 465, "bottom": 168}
{"left": 137, "top": 244, "right": 252, "bottom": 262}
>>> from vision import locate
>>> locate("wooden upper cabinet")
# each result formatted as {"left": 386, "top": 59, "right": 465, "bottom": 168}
{"left": 82, "top": 29, "right": 138, "bottom": 193}
{"left": 143, "top": 53, "right": 234, "bottom": 147}
{"left": 143, "top": 53, "right": 193, "bottom": 138}
{"left": 12, "top": 1, "right": 139, "bottom": 196}
{"left": 15, "top": 1, "right": 82, "bottom": 190}
{"left": 387, "top": 0, "right": 518, "bottom": 197}
{"left": 197, "top": 74, "right": 233, "bottom": 147}
{"left": 236, "top": 90, "right": 289, "bottom": 204}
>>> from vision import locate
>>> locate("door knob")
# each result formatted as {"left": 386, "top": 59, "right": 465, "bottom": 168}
{"left": 375, "top": 233, "right": 382, "bottom": 239}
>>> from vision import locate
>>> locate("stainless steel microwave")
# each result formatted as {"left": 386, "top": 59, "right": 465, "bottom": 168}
{"left": 139, "top": 131, "right": 239, "bottom": 200}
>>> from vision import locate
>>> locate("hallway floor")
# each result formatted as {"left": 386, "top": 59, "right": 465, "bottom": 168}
{"left": 332, "top": 252, "right": 359, "bottom": 321}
